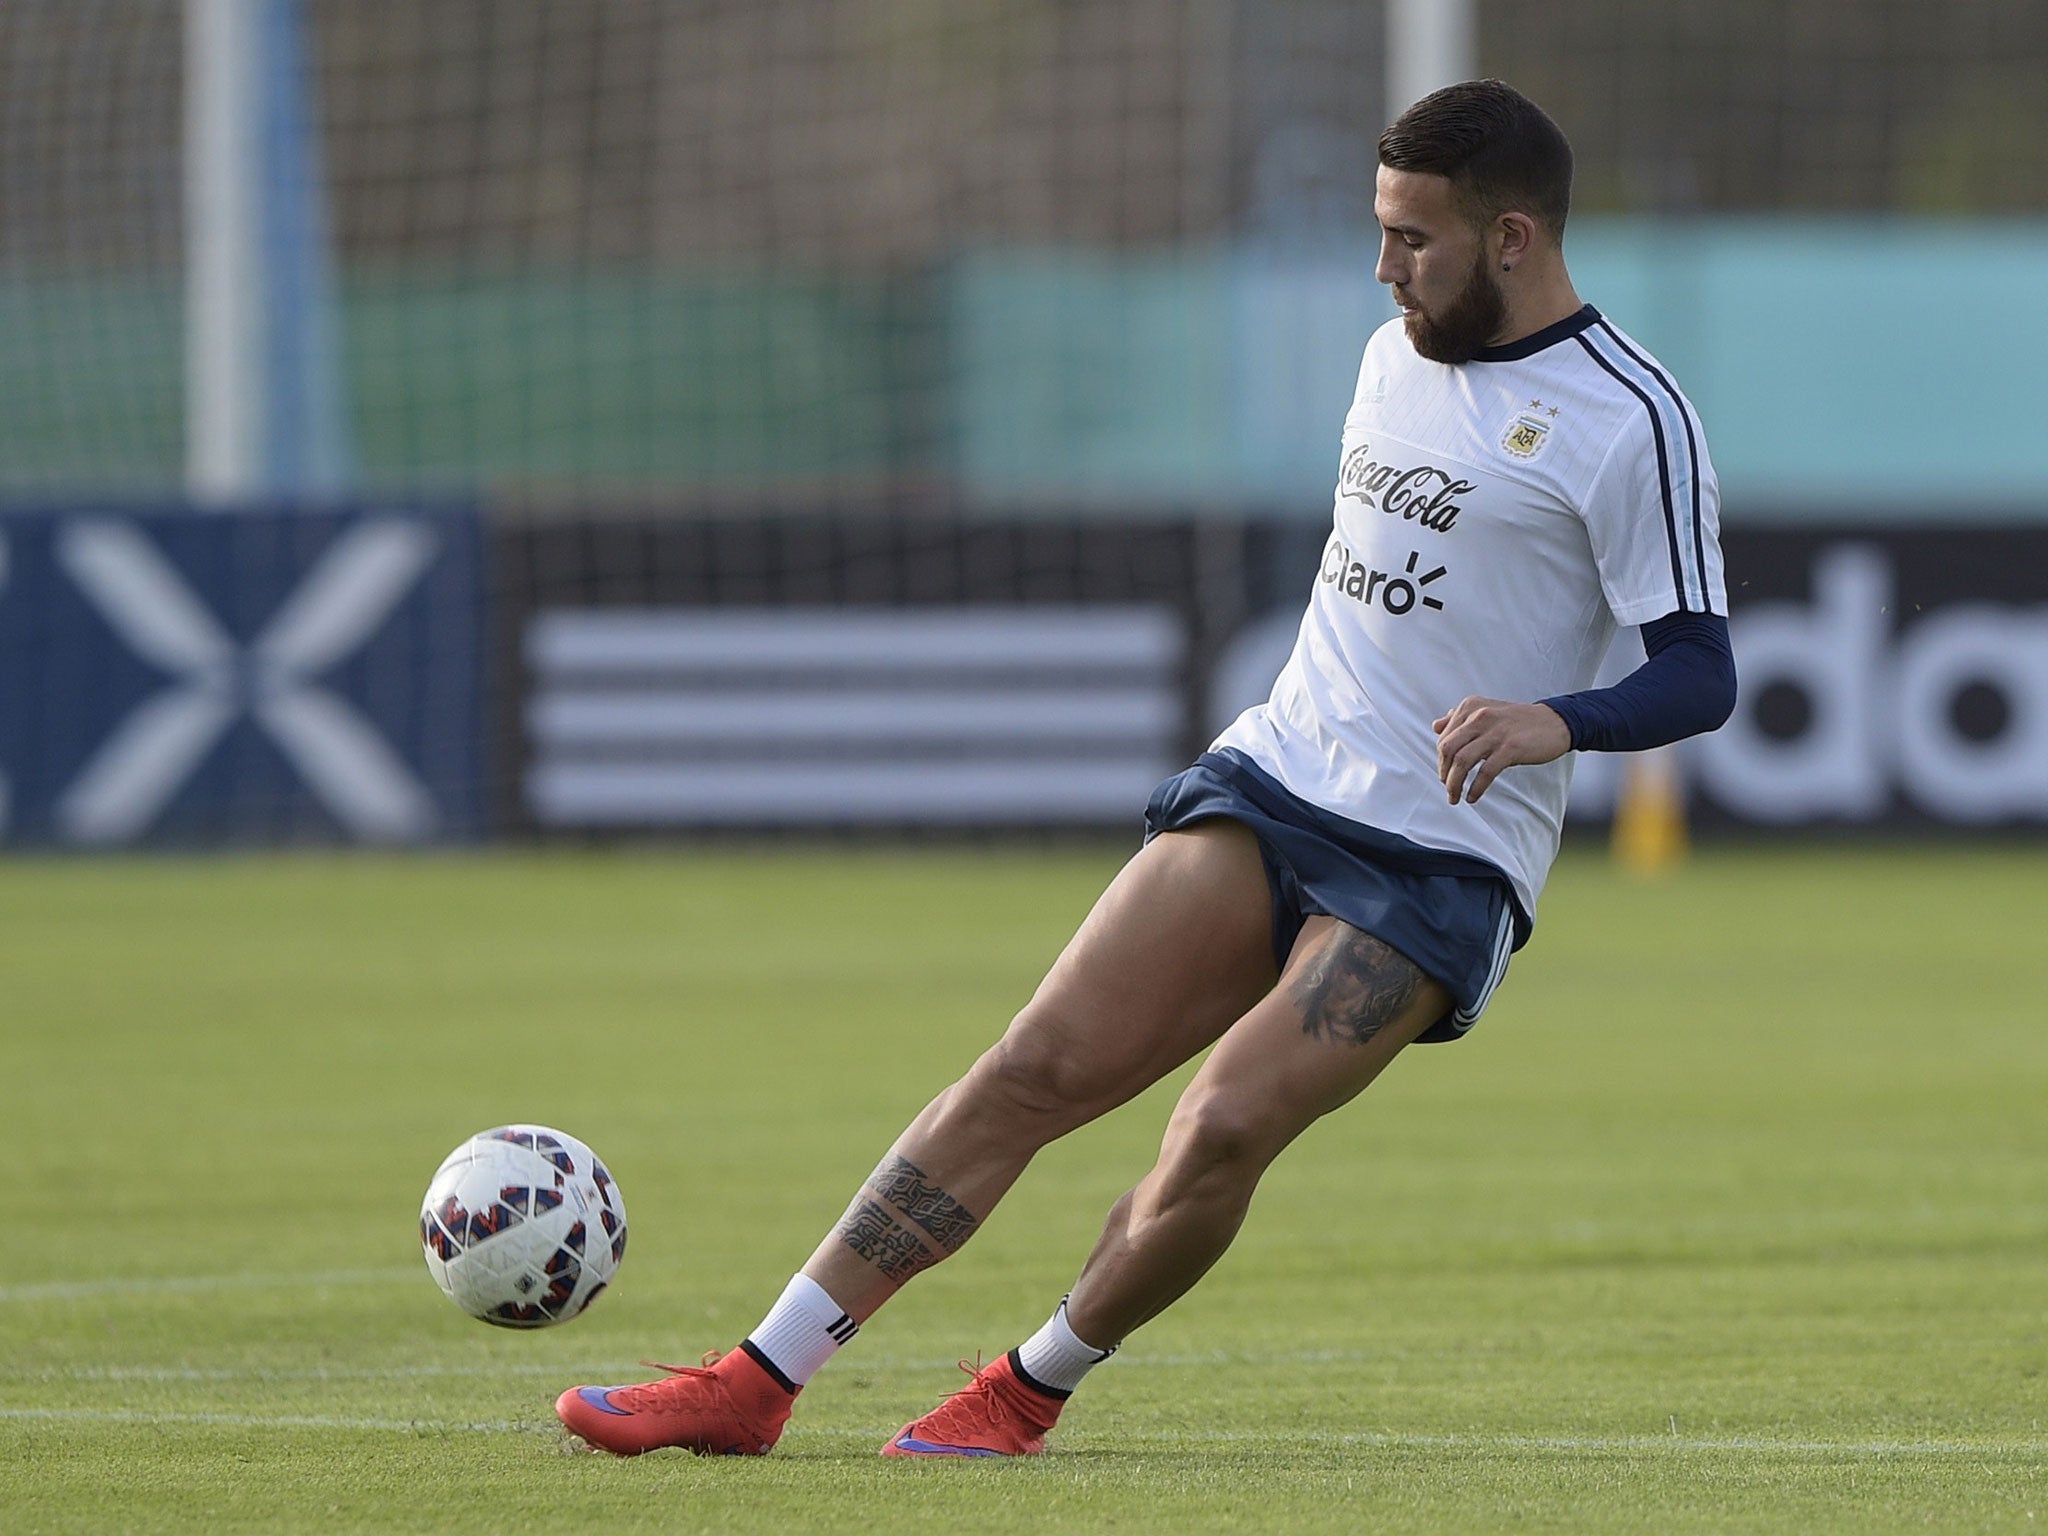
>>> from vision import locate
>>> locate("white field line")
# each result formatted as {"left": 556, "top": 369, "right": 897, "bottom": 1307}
{"left": 0, "top": 1406, "right": 545, "bottom": 1435}
{"left": 7, "top": 1275, "right": 2042, "bottom": 1462}
{"left": 1121, "top": 1428, "right": 2048, "bottom": 1459}
{"left": 0, "top": 1406, "right": 2039, "bottom": 1460}
{"left": 2, "top": 1351, "right": 1458, "bottom": 1384}
{"left": 0, "top": 1269, "right": 420, "bottom": 1302}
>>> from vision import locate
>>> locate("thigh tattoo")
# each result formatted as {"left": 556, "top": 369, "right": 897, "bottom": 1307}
{"left": 1289, "top": 927, "right": 1429, "bottom": 1047}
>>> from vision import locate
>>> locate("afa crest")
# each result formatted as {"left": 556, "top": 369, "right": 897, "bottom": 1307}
{"left": 1501, "top": 397, "right": 1559, "bottom": 460}
{"left": 1501, "top": 415, "right": 1548, "bottom": 459}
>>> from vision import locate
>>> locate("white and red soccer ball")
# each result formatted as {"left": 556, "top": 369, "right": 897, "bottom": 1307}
{"left": 419, "top": 1125, "right": 626, "bottom": 1327}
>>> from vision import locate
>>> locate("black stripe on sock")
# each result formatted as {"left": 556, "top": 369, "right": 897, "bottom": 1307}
{"left": 826, "top": 1312, "right": 858, "bottom": 1343}
{"left": 1006, "top": 1347, "right": 1072, "bottom": 1402}
{"left": 1055, "top": 1297, "right": 1117, "bottom": 1362}
{"left": 739, "top": 1338, "right": 799, "bottom": 1395}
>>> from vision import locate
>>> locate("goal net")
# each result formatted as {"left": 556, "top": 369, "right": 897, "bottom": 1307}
{"left": 2, "top": 0, "right": 2039, "bottom": 506}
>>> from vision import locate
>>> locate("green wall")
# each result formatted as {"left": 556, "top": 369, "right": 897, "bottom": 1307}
{"left": 952, "top": 221, "right": 2048, "bottom": 521}
{"left": 3, "top": 221, "right": 2041, "bottom": 520}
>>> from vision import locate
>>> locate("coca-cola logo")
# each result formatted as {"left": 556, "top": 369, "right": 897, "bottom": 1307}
{"left": 1338, "top": 443, "right": 1472, "bottom": 533}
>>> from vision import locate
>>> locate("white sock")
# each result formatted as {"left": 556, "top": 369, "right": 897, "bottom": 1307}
{"left": 1012, "top": 1296, "right": 1117, "bottom": 1398}
{"left": 743, "top": 1274, "right": 858, "bottom": 1390}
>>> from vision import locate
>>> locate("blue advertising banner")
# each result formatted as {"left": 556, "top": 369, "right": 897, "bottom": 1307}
{"left": 0, "top": 506, "right": 487, "bottom": 845}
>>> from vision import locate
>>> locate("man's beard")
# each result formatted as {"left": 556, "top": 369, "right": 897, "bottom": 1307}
{"left": 1402, "top": 250, "right": 1508, "bottom": 364}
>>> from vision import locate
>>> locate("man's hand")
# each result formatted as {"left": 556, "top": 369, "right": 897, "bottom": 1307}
{"left": 1432, "top": 698, "right": 1573, "bottom": 806}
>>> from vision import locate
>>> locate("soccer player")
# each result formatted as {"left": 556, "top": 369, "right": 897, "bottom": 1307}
{"left": 555, "top": 79, "right": 1736, "bottom": 1459}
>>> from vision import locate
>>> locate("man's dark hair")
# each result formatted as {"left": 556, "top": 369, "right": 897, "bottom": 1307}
{"left": 1378, "top": 80, "right": 1573, "bottom": 238}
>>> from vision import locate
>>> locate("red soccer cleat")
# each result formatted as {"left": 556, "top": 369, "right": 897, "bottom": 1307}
{"left": 555, "top": 1345, "right": 796, "bottom": 1456}
{"left": 881, "top": 1351, "right": 1066, "bottom": 1458}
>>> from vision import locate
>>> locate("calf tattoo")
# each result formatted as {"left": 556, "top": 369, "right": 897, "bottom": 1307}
{"left": 837, "top": 1197, "right": 938, "bottom": 1283}
{"left": 1290, "top": 928, "right": 1428, "bottom": 1047}
{"left": 865, "top": 1154, "right": 979, "bottom": 1251}
{"left": 833, "top": 1154, "right": 980, "bottom": 1284}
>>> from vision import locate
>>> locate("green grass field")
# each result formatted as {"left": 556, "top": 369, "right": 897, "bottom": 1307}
{"left": 2, "top": 844, "right": 2043, "bottom": 1533}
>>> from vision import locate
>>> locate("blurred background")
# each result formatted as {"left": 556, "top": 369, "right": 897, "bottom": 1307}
{"left": 1, "top": 0, "right": 2043, "bottom": 849}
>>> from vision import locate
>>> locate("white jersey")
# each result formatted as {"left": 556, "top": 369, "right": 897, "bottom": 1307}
{"left": 1214, "top": 304, "right": 1727, "bottom": 923}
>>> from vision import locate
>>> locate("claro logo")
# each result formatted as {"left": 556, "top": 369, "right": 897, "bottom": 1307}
{"left": 1697, "top": 544, "right": 2048, "bottom": 822}
{"left": 1320, "top": 540, "right": 1446, "bottom": 614}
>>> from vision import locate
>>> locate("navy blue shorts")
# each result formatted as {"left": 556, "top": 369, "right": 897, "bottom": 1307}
{"left": 1143, "top": 750, "right": 1530, "bottom": 1043}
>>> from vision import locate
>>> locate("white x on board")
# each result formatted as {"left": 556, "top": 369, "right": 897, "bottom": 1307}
{"left": 53, "top": 517, "right": 442, "bottom": 844}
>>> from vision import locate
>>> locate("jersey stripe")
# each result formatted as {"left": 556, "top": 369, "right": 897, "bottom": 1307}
{"left": 1594, "top": 320, "right": 1715, "bottom": 614}
{"left": 1582, "top": 325, "right": 1704, "bottom": 611}
{"left": 1451, "top": 905, "right": 1516, "bottom": 1029}
{"left": 1577, "top": 328, "right": 1704, "bottom": 611}
{"left": 1572, "top": 333, "right": 1693, "bottom": 612}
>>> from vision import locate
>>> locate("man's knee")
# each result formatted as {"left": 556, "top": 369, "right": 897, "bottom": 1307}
{"left": 965, "top": 1009, "right": 1109, "bottom": 1128}
{"left": 1159, "top": 1084, "right": 1283, "bottom": 1187}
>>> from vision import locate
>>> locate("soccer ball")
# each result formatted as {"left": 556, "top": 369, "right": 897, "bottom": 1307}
{"left": 419, "top": 1125, "right": 627, "bottom": 1328}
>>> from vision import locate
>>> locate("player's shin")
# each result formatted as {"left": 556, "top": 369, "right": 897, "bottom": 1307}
{"left": 811, "top": 1147, "right": 986, "bottom": 1299}
{"left": 771, "top": 1050, "right": 1087, "bottom": 1381}
{"left": 1063, "top": 1153, "right": 1261, "bottom": 1346}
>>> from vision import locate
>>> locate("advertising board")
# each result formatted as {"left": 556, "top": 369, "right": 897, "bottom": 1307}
{"left": 0, "top": 507, "right": 488, "bottom": 845}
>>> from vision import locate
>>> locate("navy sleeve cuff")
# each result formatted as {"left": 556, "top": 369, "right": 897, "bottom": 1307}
{"left": 1541, "top": 611, "right": 1737, "bottom": 754}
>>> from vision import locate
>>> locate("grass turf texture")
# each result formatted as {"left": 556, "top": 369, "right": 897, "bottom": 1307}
{"left": 1, "top": 844, "right": 2042, "bottom": 1534}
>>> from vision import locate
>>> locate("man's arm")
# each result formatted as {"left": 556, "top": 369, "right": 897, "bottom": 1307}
{"left": 1434, "top": 611, "right": 1737, "bottom": 805}
{"left": 1540, "top": 611, "right": 1736, "bottom": 754}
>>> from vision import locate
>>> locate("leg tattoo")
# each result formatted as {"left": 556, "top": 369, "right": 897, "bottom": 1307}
{"left": 836, "top": 1197, "right": 941, "bottom": 1283}
{"left": 1289, "top": 927, "right": 1428, "bottom": 1047}
{"left": 865, "top": 1154, "right": 980, "bottom": 1250}
{"left": 833, "top": 1155, "right": 981, "bottom": 1284}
